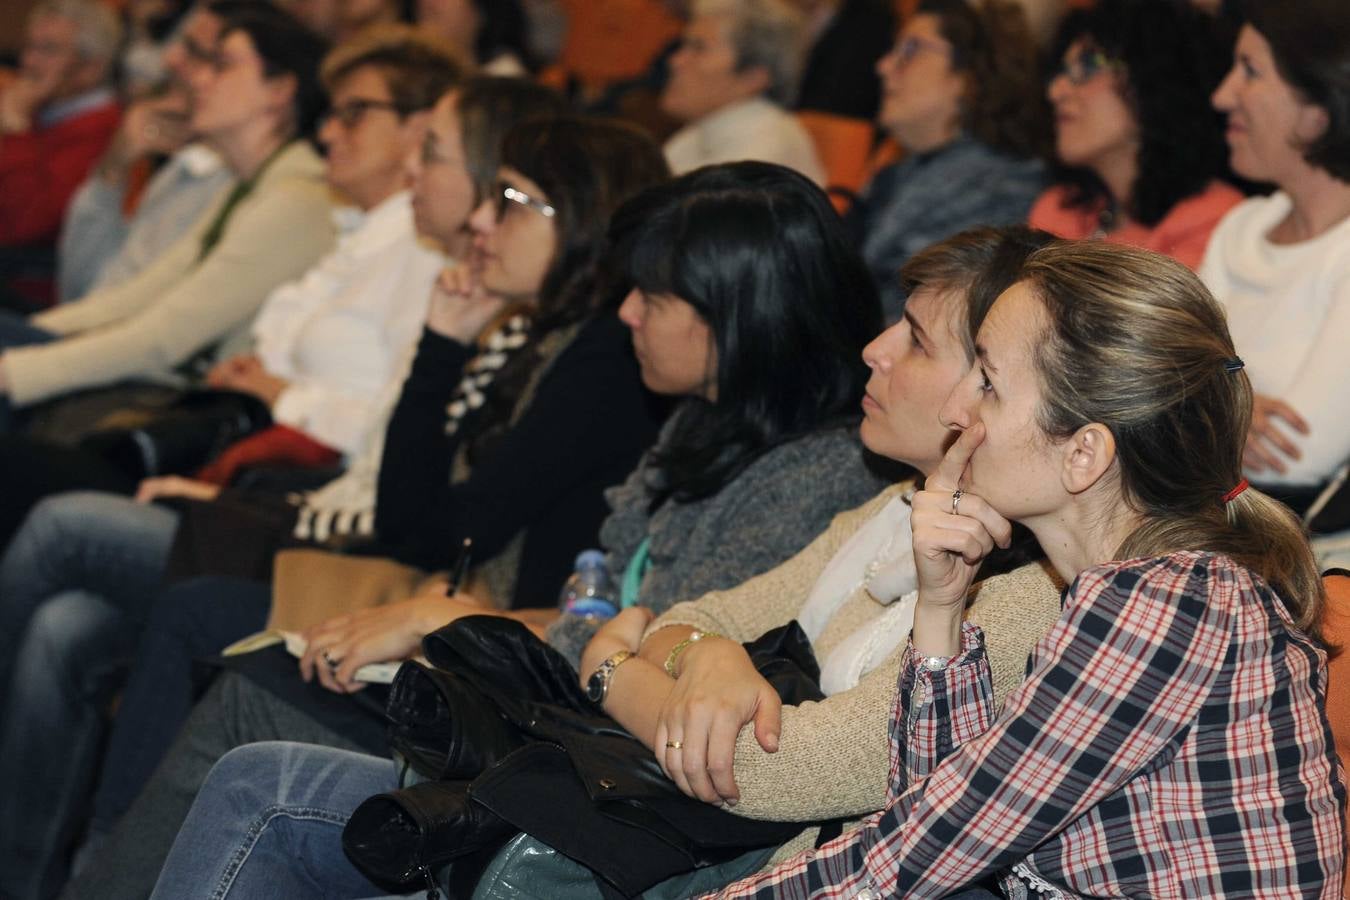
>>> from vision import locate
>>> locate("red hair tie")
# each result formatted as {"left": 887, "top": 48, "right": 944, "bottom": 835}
{"left": 1222, "top": 478, "right": 1250, "bottom": 504}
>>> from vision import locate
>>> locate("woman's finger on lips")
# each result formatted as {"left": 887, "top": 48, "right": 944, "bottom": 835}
{"left": 928, "top": 422, "right": 985, "bottom": 493}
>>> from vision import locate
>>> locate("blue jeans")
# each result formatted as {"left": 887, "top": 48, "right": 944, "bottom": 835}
{"left": 0, "top": 492, "right": 179, "bottom": 900}
{"left": 89, "top": 576, "right": 274, "bottom": 832}
{"left": 150, "top": 743, "right": 408, "bottom": 900}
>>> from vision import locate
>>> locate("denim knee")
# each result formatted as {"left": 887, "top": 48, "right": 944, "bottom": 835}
{"left": 24, "top": 590, "right": 133, "bottom": 700}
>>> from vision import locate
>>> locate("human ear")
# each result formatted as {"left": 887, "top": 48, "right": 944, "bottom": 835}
{"left": 1060, "top": 422, "right": 1116, "bottom": 495}
{"left": 1295, "top": 101, "right": 1330, "bottom": 144}
{"left": 402, "top": 110, "right": 431, "bottom": 147}
{"left": 266, "top": 72, "right": 298, "bottom": 123}
{"left": 736, "top": 64, "right": 772, "bottom": 99}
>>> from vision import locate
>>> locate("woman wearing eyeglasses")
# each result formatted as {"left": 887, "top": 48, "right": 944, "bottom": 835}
{"left": 0, "top": 76, "right": 571, "bottom": 900}
{"left": 1028, "top": 0, "right": 1243, "bottom": 270}
{"left": 853, "top": 0, "right": 1048, "bottom": 321}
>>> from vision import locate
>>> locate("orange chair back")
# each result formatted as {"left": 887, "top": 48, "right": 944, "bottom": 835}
{"left": 1321, "top": 571, "right": 1350, "bottom": 898}
{"left": 795, "top": 111, "right": 879, "bottom": 214}
{"left": 555, "top": 0, "right": 682, "bottom": 91}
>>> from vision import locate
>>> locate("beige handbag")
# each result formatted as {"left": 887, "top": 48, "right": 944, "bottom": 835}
{"left": 266, "top": 548, "right": 440, "bottom": 633}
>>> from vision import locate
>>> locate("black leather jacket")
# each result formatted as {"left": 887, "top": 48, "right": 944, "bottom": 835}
{"left": 343, "top": 615, "right": 826, "bottom": 898}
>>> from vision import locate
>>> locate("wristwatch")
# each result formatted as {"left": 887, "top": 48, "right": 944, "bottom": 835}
{"left": 586, "top": 650, "right": 635, "bottom": 705}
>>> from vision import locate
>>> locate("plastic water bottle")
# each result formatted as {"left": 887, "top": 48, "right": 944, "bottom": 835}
{"left": 558, "top": 549, "right": 619, "bottom": 622}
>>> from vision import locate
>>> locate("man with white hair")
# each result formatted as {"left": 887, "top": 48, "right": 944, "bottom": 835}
{"left": 660, "top": 0, "right": 825, "bottom": 184}
{"left": 0, "top": 0, "right": 123, "bottom": 308}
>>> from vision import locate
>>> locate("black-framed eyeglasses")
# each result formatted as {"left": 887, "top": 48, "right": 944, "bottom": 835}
{"left": 1055, "top": 46, "right": 1122, "bottom": 86}
{"left": 321, "top": 99, "right": 404, "bottom": 130}
{"left": 495, "top": 181, "right": 556, "bottom": 220}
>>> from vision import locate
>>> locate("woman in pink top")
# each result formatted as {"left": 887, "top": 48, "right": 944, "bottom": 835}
{"left": 1028, "top": 0, "right": 1243, "bottom": 269}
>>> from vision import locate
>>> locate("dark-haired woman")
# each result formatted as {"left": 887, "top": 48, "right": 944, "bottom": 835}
{"left": 1029, "top": 0, "right": 1242, "bottom": 269}
{"left": 1200, "top": 0, "right": 1350, "bottom": 499}
{"left": 70, "top": 147, "right": 868, "bottom": 900}
{"left": 145, "top": 225, "right": 1065, "bottom": 900}
{"left": 302, "top": 161, "right": 890, "bottom": 681}
{"left": 853, "top": 0, "right": 1048, "bottom": 320}
{"left": 713, "top": 243, "right": 1343, "bottom": 899}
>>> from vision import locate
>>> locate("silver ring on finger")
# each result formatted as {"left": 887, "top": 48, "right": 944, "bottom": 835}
{"left": 322, "top": 649, "right": 341, "bottom": 670}
{"left": 951, "top": 489, "right": 964, "bottom": 516}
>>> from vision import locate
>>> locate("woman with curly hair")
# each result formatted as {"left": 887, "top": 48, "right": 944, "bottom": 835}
{"left": 852, "top": 0, "right": 1049, "bottom": 320}
{"left": 1029, "top": 0, "right": 1243, "bottom": 269}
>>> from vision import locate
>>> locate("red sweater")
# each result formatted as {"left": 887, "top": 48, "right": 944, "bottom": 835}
{"left": 0, "top": 97, "right": 121, "bottom": 247}
{"left": 1028, "top": 180, "right": 1243, "bottom": 271}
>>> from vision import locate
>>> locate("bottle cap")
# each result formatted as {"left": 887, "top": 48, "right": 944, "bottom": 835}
{"left": 574, "top": 548, "right": 606, "bottom": 569}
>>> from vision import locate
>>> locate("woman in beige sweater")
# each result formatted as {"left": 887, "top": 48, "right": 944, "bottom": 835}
{"left": 580, "top": 226, "right": 1066, "bottom": 839}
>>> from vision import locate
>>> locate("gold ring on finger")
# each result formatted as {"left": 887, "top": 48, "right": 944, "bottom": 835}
{"left": 666, "top": 740, "right": 683, "bottom": 749}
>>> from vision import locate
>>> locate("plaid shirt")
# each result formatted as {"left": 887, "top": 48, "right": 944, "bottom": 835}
{"left": 711, "top": 552, "right": 1346, "bottom": 899}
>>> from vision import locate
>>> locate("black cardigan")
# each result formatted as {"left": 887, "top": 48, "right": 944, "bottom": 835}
{"left": 374, "top": 313, "right": 662, "bottom": 608}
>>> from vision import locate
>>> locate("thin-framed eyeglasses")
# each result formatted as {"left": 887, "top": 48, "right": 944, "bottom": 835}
{"left": 1055, "top": 46, "right": 1123, "bottom": 86}
{"left": 890, "top": 34, "right": 953, "bottom": 66}
{"left": 496, "top": 182, "right": 556, "bottom": 220}
{"left": 321, "top": 99, "right": 403, "bottom": 130}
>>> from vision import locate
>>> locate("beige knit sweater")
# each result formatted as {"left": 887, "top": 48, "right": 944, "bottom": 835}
{"left": 645, "top": 483, "right": 1064, "bottom": 858}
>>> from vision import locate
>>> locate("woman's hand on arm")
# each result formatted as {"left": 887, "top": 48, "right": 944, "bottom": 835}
{"left": 653, "top": 635, "right": 781, "bottom": 807}
{"left": 1243, "top": 393, "right": 1309, "bottom": 475}
{"left": 910, "top": 423, "right": 1011, "bottom": 658}
{"left": 578, "top": 608, "right": 682, "bottom": 751}
{"left": 424, "top": 262, "right": 508, "bottom": 345}
{"left": 297, "top": 577, "right": 484, "bottom": 693}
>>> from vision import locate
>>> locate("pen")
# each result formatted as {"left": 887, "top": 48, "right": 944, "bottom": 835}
{"left": 445, "top": 537, "right": 473, "bottom": 596}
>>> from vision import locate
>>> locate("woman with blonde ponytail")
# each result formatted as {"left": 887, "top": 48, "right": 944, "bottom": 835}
{"left": 714, "top": 242, "right": 1344, "bottom": 899}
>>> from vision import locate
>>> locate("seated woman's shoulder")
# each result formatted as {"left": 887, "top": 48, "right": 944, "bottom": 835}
{"left": 743, "top": 425, "right": 889, "bottom": 505}
{"left": 1165, "top": 180, "right": 1246, "bottom": 229}
{"left": 1074, "top": 550, "right": 1264, "bottom": 611}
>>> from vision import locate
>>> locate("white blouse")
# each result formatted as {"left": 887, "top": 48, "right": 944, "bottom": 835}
{"left": 252, "top": 191, "right": 444, "bottom": 455}
{"left": 1200, "top": 191, "right": 1350, "bottom": 487}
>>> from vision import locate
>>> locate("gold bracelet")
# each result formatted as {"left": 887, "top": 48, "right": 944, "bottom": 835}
{"left": 664, "top": 629, "right": 723, "bottom": 678}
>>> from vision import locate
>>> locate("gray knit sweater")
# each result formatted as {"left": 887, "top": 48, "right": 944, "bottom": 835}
{"left": 545, "top": 412, "right": 887, "bottom": 667}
